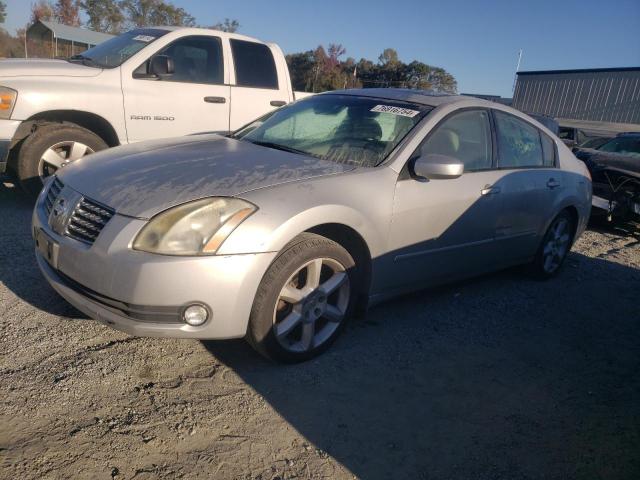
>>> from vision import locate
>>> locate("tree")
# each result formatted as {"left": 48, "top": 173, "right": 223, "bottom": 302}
{"left": 80, "top": 0, "right": 124, "bottom": 34}
{"left": 211, "top": 18, "right": 239, "bottom": 32}
{"left": 286, "top": 50, "right": 315, "bottom": 92}
{"left": 378, "top": 48, "right": 399, "bottom": 67}
{"left": 0, "top": 28, "right": 26, "bottom": 57}
{"left": 326, "top": 43, "right": 346, "bottom": 69}
{"left": 54, "top": 0, "right": 80, "bottom": 26}
{"left": 286, "top": 44, "right": 456, "bottom": 94}
{"left": 122, "top": 0, "right": 195, "bottom": 28}
{"left": 31, "top": 0, "right": 55, "bottom": 23}
{"left": 0, "top": 1, "right": 6, "bottom": 23}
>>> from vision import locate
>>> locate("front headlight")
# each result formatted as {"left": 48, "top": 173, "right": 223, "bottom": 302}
{"left": 0, "top": 87, "right": 17, "bottom": 119}
{"left": 133, "top": 197, "right": 256, "bottom": 255}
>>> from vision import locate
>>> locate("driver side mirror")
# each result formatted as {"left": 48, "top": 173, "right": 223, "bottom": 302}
{"left": 149, "top": 55, "right": 174, "bottom": 78}
{"left": 412, "top": 153, "right": 464, "bottom": 179}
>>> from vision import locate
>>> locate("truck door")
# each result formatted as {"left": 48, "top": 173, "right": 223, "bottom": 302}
{"left": 122, "top": 35, "right": 230, "bottom": 142}
{"left": 228, "top": 39, "right": 290, "bottom": 130}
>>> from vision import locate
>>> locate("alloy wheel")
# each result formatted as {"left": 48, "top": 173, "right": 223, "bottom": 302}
{"left": 38, "top": 141, "right": 94, "bottom": 180}
{"left": 542, "top": 217, "right": 571, "bottom": 273}
{"left": 272, "top": 257, "right": 350, "bottom": 353}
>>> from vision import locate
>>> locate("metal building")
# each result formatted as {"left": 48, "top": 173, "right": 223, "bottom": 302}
{"left": 25, "top": 20, "right": 114, "bottom": 59}
{"left": 512, "top": 67, "right": 640, "bottom": 127}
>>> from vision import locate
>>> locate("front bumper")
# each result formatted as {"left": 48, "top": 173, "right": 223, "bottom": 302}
{"left": 0, "top": 120, "right": 21, "bottom": 174}
{"left": 33, "top": 189, "right": 277, "bottom": 339}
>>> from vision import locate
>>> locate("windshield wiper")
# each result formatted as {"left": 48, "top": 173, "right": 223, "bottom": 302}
{"left": 247, "top": 140, "right": 312, "bottom": 157}
{"left": 68, "top": 54, "right": 101, "bottom": 68}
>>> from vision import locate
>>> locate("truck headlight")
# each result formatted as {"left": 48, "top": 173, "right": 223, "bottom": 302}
{"left": 0, "top": 87, "right": 17, "bottom": 119}
{"left": 133, "top": 197, "right": 256, "bottom": 255}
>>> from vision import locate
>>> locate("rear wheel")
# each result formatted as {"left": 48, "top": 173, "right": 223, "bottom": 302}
{"left": 16, "top": 123, "right": 107, "bottom": 196}
{"left": 530, "top": 210, "right": 575, "bottom": 279}
{"left": 247, "top": 233, "right": 356, "bottom": 362}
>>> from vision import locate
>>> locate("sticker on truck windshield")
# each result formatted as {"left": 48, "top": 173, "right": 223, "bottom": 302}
{"left": 133, "top": 35, "right": 156, "bottom": 42}
{"left": 370, "top": 105, "right": 420, "bottom": 117}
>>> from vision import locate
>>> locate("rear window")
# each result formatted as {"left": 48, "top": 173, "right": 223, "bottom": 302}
{"left": 230, "top": 39, "right": 278, "bottom": 89}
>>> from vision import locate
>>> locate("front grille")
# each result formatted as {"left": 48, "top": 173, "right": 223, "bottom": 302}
{"left": 44, "top": 177, "right": 64, "bottom": 216}
{"left": 67, "top": 197, "right": 115, "bottom": 245}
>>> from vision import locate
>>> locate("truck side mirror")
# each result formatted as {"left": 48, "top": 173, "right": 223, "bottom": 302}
{"left": 149, "top": 55, "right": 174, "bottom": 78}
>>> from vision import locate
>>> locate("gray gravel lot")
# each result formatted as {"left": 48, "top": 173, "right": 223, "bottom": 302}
{"left": 1, "top": 176, "right": 639, "bottom": 480}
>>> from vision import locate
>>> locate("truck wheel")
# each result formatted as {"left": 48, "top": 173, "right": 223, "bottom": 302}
{"left": 16, "top": 123, "right": 108, "bottom": 196}
{"left": 247, "top": 233, "right": 357, "bottom": 363}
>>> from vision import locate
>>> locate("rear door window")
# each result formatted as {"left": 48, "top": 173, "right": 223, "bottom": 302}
{"left": 494, "top": 111, "right": 544, "bottom": 168}
{"left": 230, "top": 39, "right": 279, "bottom": 89}
{"left": 540, "top": 132, "right": 556, "bottom": 167}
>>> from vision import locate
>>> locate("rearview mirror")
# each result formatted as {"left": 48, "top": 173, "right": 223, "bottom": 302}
{"left": 149, "top": 55, "right": 174, "bottom": 78}
{"left": 412, "top": 153, "right": 464, "bottom": 179}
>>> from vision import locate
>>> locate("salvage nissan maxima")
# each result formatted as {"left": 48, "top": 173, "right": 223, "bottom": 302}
{"left": 33, "top": 89, "right": 592, "bottom": 362}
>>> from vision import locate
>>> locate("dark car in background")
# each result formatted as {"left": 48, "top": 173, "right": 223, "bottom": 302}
{"left": 573, "top": 132, "right": 640, "bottom": 225}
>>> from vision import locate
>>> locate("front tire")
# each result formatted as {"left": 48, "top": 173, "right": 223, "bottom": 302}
{"left": 247, "top": 233, "right": 356, "bottom": 363}
{"left": 530, "top": 210, "right": 575, "bottom": 279}
{"left": 16, "top": 123, "right": 108, "bottom": 196}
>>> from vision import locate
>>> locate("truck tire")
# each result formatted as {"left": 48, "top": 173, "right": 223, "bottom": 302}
{"left": 16, "top": 123, "right": 108, "bottom": 196}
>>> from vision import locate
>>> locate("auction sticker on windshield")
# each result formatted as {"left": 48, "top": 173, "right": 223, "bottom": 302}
{"left": 370, "top": 105, "right": 420, "bottom": 117}
{"left": 133, "top": 35, "right": 156, "bottom": 42}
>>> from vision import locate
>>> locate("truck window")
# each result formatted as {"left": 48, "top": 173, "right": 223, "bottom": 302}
{"left": 156, "top": 36, "right": 224, "bottom": 85}
{"left": 230, "top": 39, "right": 278, "bottom": 89}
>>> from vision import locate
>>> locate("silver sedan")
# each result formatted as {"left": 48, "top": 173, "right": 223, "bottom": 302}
{"left": 33, "top": 89, "right": 592, "bottom": 362}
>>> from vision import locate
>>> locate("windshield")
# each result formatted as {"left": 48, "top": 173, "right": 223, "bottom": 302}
{"left": 234, "top": 94, "right": 431, "bottom": 167}
{"left": 597, "top": 136, "right": 640, "bottom": 158}
{"left": 68, "top": 29, "right": 169, "bottom": 68}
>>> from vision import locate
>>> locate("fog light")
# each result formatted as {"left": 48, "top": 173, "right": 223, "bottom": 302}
{"left": 183, "top": 304, "right": 209, "bottom": 326}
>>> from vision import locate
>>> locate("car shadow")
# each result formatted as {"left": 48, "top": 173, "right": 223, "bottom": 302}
{"left": 202, "top": 253, "right": 640, "bottom": 479}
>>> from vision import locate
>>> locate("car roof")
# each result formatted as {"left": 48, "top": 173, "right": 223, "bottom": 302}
{"left": 322, "top": 88, "right": 481, "bottom": 108}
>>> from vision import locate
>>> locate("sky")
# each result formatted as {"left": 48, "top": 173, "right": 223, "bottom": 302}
{"left": 3, "top": 0, "right": 639, "bottom": 97}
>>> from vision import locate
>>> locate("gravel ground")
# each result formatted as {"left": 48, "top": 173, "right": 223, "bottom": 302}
{"left": 1, "top": 176, "right": 639, "bottom": 480}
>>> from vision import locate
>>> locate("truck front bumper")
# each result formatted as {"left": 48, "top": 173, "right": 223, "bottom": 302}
{"left": 0, "top": 120, "right": 21, "bottom": 174}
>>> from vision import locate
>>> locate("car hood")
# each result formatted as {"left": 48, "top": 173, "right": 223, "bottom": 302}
{"left": 574, "top": 148, "right": 639, "bottom": 174}
{"left": 57, "top": 134, "right": 356, "bottom": 218}
{"left": 0, "top": 59, "right": 102, "bottom": 78}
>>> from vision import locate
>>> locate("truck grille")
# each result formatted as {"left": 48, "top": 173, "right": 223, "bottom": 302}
{"left": 67, "top": 198, "right": 115, "bottom": 245}
{"left": 44, "top": 177, "right": 64, "bottom": 216}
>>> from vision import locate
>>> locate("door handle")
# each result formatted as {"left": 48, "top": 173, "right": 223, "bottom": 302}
{"left": 546, "top": 179, "right": 561, "bottom": 189}
{"left": 270, "top": 100, "right": 287, "bottom": 107}
{"left": 204, "top": 96, "right": 226, "bottom": 104}
{"left": 481, "top": 185, "right": 501, "bottom": 195}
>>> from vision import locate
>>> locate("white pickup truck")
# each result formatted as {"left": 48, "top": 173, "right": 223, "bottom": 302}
{"left": 0, "top": 27, "right": 309, "bottom": 194}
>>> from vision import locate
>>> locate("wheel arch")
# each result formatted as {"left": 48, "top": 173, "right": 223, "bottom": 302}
{"left": 11, "top": 110, "right": 121, "bottom": 150}
{"left": 562, "top": 204, "right": 580, "bottom": 243}
{"left": 306, "top": 223, "right": 373, "bottom": 312}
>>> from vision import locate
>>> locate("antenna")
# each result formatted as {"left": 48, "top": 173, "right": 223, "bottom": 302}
{"left": 512, "top": 49, "right": 523, "bottom": 94}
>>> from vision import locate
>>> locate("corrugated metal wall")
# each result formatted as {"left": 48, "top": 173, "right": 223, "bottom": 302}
{"left": 512, "top": 68, "right": 640, "bottom": 125}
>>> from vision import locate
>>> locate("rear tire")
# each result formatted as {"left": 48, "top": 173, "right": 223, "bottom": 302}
{"left": 16, "top": 123, "right": 107, "bottom": 196}
{"left": 247, "top": 233, "right": 357, "bottom": 363}
{"left": 529, "top": 210, "right": 575, "bottom": 279}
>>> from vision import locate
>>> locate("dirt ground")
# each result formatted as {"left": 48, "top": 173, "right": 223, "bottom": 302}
{"left": 1, "top": 176, "right": 639, "bottom": 480}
